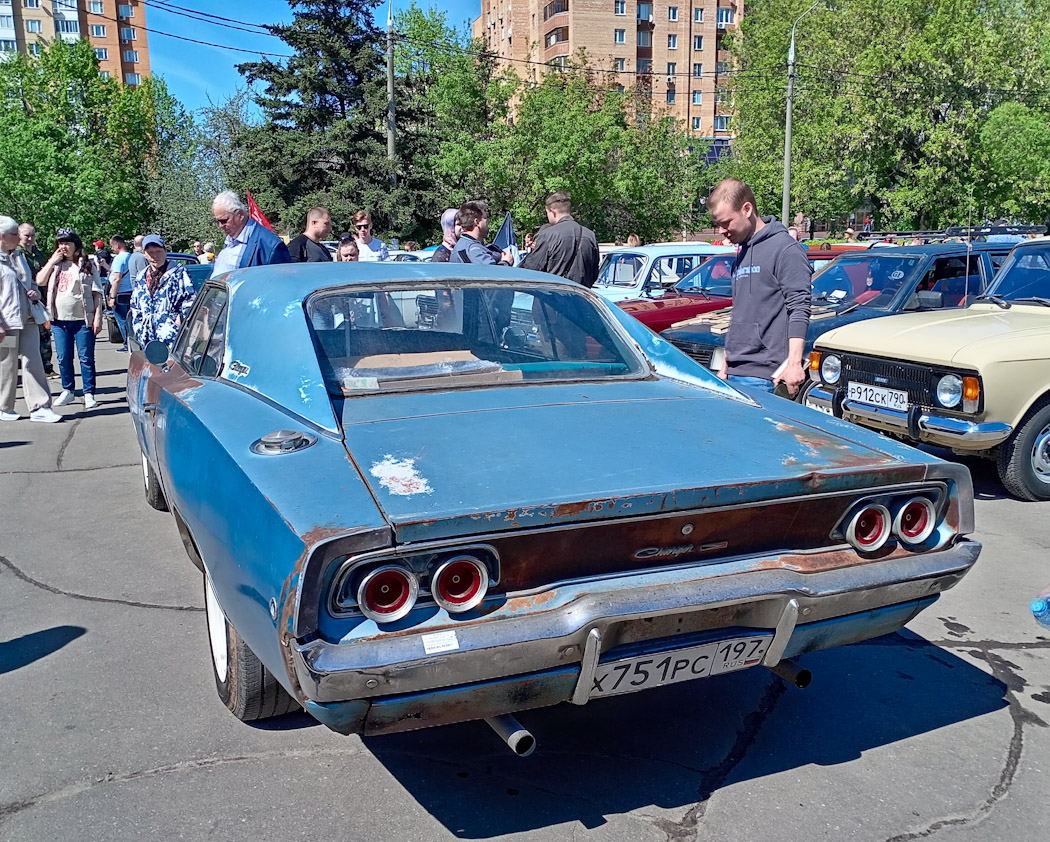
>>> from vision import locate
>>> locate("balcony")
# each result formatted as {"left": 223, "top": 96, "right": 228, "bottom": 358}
{"left": 542, "top": 0, "right": 568, "bottom": 22}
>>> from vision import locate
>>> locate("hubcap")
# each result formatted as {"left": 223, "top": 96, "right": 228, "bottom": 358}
{"left": 1032, "top": 422, "right": 1050, "bottom": 486}
{"left": 205, "top": 575, "right": 229, "bottom": 682}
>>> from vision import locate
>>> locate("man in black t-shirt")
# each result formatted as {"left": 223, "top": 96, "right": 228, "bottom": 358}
{"left": 287, "top": 207, "right": 334, "bottom": 263}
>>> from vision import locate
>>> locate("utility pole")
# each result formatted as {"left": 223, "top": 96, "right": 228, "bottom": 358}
{"left": 781, "top": 0, "right": 821, "bottom": 225}
{"left": 386, "top": 0, "right": 397, "bottom": 186}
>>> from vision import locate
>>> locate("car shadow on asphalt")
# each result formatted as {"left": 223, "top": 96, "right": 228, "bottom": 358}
{"left": 920, "top": 445, "right": 1012, "bottom": 502}
{"left": 363, "top": 632, "right": 1007, "bottom": 838}
{"left": 61, "top": 405, "right": 129, "bottom": 420}
{"left": 0, "top": 625, "right": 86, "bottom": 675}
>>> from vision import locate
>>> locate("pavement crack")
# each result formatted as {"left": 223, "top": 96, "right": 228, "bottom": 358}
{"left": 0, "top": 554, "right": 202, "bottom": 612}
{"left": 0, "top": 747, "right": 365, "bottom": 823}
{"left": 0, "top": 462, "right": 139, "bottom": 476}
{"left": 54, "top": 417, "right": 81, "bottom": 471}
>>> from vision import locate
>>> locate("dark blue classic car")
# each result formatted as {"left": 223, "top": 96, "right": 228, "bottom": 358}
{"left": 661, "top": 243, "right": 1015, "bottom": 393}
{"left": 128, "top": 263, "right": 980, "bottom": 753}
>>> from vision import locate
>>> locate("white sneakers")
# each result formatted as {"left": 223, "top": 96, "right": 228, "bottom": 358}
{"left": 0, "top": 410, "right": 20, "bottom": 421}
{"left": 53, "top": 390, "right": 74, "bottom": 406}
{"left": 30, "top": 408, "right": 62, "bottom": 423}
{"left": 84, "top": 393, "right": 98, "bottom": 409}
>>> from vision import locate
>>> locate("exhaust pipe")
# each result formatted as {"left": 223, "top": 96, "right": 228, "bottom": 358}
{"left": 485, "top": 714, "right": 536, "bottom": 757}
{"left": 767, "top": 659, "right": 812, "bottom": 688}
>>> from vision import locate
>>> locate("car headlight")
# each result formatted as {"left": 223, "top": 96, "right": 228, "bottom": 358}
{"left": 821, "top": 354, "right": 842, "bottom": 385}
{"left": 936, "top": 374, "right": 963, "bottom": 408}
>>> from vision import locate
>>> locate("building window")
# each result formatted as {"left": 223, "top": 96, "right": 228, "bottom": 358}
{"left": 693, "top": 7, "right": 703, "bottom": 21}
{"left": 693, "top": 34, "right": 703, "bottom": 50}
{"left": 544, "top": 26, "right": 567, "bottom": 47}
{"left": 52, "top": 0, "right": 76, "bottom": 10}
{"left": 692, "top": 116, "right": 701, "bottom": 130}
{"left": 668, "top": 4, "right": 677, "bottom": 18}
{"left": 666, "top": 61, "right": 676, "bottom": 74}
{"left": 0, "top": 39, "right": 15, "bottom": 51}
{"left": 714, "top": 115, "right": 731, "bottom": 131}
{"left": 636, "top": 2, "right": 652, "bottom": 20}
{"left": 57, "top": 18, "right": 79, "bottom": 32}
{"left": 667, "top": 33, "right": 677, "bottom": 49}
{"left": 88, "top": 0, "right": 102, "bottom": 10}
{"left": 547, "top": 55, "right": 567, "bottom": 70}
{"left": 715, "top": 86, "right": 729, "bottom": 102}
{"left": 118, "top": 2, "right": 132, "bottom": 15}
{"left": 666, "top": 89, "right": 675, "bottom": 103}
{"left": 637, "top": 28, "right": 651, "bottom": 46}
{"left": 716, "top": 60, "right": 729, "bottom": 74}
{"left": 94, "top": 46, "right": 107, "bottom": 59}
{"left": 99, "top": 69, "right": 109, "bottom": 78}
{"left": 120, "top": 25, "right": 134, "bottom": 39}
{"left": 24, "top": 0, "right": 40, "bottom": 7}
{"left": 612, "top": 57, "right": 625, "bottom": 71}
{"left": 28, "top": 41, "right": 39, "bottom": 54}
{"left": 692, "top": 62, "right": 702, "bottom": 77}
{"left": 542, "top": 0, "right": 567, "bottom": 21}
{"left": 614, "top": 0, "right": 624, "bottom": 13}
{"left": 717, "top": 7, "right": 734, "bottom": 24}
{"left": 125, "top": 71, "right": 139, "bottom": 84}
{"left": 0, "top": 14, "right": 13, "bottom": 25}
{"left": 692, "top": 89, "right": 702, "bottom": 104}
{"left": 613, "top": 28, "right": 624, "bottom": 43}
{"left": 637, "top": 58, "right": 652, "bottom": 74}
{"left": 123, "top": 49, "right": 137, "bottom": 61}
{"left": 91, "top": 24, "right": 105, "bottom": 35}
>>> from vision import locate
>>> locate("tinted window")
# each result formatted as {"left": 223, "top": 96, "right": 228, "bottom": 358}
{"left": 307, "top": 284, "right": 646, "bottom": 395}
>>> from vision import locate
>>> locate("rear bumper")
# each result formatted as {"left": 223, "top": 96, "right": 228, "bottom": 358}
{"left": 292, "top": 539, "right": 980, "bottom": 733}
{"left": 805, "top": 385, "right": 1012, "bottom": 448}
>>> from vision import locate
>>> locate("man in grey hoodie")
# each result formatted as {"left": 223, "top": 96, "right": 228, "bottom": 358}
{"left": 708, "top": 179, "right": 812, "bottom": 396}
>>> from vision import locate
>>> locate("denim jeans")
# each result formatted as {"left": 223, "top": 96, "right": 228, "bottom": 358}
{"left": 52, "top": 320, "right": 96, "bottom": 394}
{"left": 727, "top": 374, "right": 775, "bottom": 394}
{"left": 113, "top": 293, "right": 132, "bottom": 344}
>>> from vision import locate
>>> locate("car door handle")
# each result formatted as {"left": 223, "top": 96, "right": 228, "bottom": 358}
{"left": 143, "top": 403, "right": 157, "bottom": 414}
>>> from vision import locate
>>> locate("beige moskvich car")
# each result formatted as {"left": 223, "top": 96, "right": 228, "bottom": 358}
{"left": 804, "top": 237, "right": 1050, "bottom": 501}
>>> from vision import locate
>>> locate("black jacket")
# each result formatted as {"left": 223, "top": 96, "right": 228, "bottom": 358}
{"left": 521, "top": 215, "right": 599, "bottom": 287}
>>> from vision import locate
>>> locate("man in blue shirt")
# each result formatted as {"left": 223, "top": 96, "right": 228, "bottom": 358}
{"left": 107, "top": 235, "right": 133, "bottom": 351}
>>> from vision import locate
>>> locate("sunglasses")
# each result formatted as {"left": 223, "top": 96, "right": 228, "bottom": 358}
{"left": 355, "top": 223, "right": 371, "bottom": 230}
{"left": 214, "top": 217, "right": 230, "bottom": 225}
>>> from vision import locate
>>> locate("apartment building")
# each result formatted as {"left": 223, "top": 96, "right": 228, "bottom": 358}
{"left": 473, "top": 0, "right": 738, "bottom": 150}
{"left": 0, "top": 0, "right": 150, "bottom": 86}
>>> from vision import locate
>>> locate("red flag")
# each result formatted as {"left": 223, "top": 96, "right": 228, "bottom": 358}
{"left": 245, "top": 189, "right": 274, "bottom": 232}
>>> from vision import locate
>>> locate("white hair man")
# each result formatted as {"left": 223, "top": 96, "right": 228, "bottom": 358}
{"left": 210, "top": 190, "right": 291, "bottom": 278}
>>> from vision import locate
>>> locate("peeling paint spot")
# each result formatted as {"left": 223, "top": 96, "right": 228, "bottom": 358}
{"left": 284, "top": 301, "right": 301, "bottom": 318}
{"left": 249, "top": 296, "right": 266, "bottom": 312}
{"left": 299, "top": 376, "right": 312, "bottom": 403}
{"left": 370, "top": 455, "right": 433, "bottom": 496}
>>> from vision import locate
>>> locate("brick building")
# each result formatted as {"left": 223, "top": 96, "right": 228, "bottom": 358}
{"left": 473, "top": 0, "right": 738, "bottom": 149}
{"left": 0, "top": 0, "right": 150, "bottom": 86}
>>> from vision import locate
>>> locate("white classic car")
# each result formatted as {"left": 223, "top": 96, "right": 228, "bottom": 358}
{"left": 593, "top": 243, "right": 736, "bottom": 303}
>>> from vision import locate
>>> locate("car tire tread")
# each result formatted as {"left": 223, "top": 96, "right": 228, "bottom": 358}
{"left": 996, "top": 398, "right": 1050, "bottom": 502}
{"left": 144, "top": 457, "right": 168, "bottom": 511}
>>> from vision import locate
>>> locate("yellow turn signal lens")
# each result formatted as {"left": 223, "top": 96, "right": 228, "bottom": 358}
{"left": 809, "top": 351, "right": 821, "bottom": 371}
{"left": 962, "top": 377, "right": 980, "bottom": 402}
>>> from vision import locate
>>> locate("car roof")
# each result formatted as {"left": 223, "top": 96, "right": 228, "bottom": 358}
{"left": 849, "top": 242, "right": 1013, "bottom": 258}
{"left": 605, "top": 243, "right": 736, "bottom": 257}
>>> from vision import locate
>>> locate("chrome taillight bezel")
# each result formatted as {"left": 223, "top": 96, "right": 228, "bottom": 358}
{"left": 833, "top": 485, "right": 949, "bottom": 554}
{"left": 430, "top": 555, "right": 490, "bottom": 613}
{"left": 356, "top": 564, "right": 419, "bottom": 624}
{"left": 844, "top": 504, "right": 892, "bottom": 552}
{"left": 893, "top": 496, "right": 937, "bottom": 545}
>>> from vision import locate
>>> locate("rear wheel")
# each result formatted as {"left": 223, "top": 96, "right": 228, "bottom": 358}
{"left": 997, "top": 401, "right": 1050, "bottom": 501}
{"left": 204, "top": 573, "right": 298, "bottom": 721}
{"left": 142, "top": 453, "right": 168, "bottom": 511}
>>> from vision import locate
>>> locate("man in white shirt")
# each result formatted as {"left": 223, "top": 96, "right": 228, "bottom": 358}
{"left": 352, "top": 210, "right": 389, "bottom": 261}
{"left": 211, "top": 191, "right": 291, "bottom": 278}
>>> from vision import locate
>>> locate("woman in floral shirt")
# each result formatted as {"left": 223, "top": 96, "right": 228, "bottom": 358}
{"left": 39, "top": 228, "right": 104, "bottom": 409}
{"left": 129, "top": 234, "right": 196, "bottom": 347}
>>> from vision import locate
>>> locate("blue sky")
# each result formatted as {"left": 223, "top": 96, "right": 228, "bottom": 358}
{"left": 149, "top": 0, "right": 480, "bottom": 114}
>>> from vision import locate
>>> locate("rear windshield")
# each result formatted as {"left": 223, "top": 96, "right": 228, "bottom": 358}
{"left": 307, "top": 284, "right": 647, "bottom": 395}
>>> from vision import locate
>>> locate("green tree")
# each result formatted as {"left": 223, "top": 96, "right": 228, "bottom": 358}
{"left": 980, "top": 102, "right": 1050, "bottom": 223}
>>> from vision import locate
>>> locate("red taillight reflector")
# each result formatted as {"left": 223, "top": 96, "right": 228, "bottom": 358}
{"left": 893, "top": 497, "right": 937, "bottom": 544}
{"left": 845, "top": 504, "right": 891, "bottom": 552}
{"left": 357, "top": 565, "right": 418, "bottom": 623}
{"left": 431, "top": 555, "right": 489, "bottom": 613}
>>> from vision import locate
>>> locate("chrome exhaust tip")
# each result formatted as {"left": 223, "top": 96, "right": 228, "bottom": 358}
{"left": 767, "top": 659, "right": 812, "bottom": 689}
{"left": 485, "top": 714, "right": 536, "bottom": 757}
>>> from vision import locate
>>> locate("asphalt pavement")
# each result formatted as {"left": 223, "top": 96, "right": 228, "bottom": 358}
{"left": 1, "top": 341, "right": 1048, "bottom": 841}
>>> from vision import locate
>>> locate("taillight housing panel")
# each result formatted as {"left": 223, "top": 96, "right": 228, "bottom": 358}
{"left": 834, "top": 486, "right": 951, "bottom": 554}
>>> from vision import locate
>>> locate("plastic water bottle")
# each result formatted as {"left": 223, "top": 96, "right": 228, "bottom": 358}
{"left": 1032, "top": 585, "right": 1050, "bottom": 630}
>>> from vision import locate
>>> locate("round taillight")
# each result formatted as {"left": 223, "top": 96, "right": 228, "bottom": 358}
{"left": 893, "top": 497, "right": 936, "bottom": 545}
{"left": 845, "top": 504, "right": 891, "bottom": 552}
{"left": 431, "top": 555, "right": 489, "bottom": 613}
{"left": 357, "top": 565, "right": 418, "bottom": 623}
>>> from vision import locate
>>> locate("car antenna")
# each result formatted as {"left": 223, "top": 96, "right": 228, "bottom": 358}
{"left": 964, "top": 184, "right": 974, "bottom": 301}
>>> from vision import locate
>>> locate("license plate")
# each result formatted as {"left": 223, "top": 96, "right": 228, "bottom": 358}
{"left": 709, "top": 347, "right": 725, "bottom": 371}
{"left": 846, "top": 381, "right": 908, "bottom": 411}
{"left": 590, "top": 635, "right": 771, "bottom": 698}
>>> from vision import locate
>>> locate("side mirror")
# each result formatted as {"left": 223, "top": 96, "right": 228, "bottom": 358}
{"left": 915, "top": 289, "right": 944, "bottom": 309}
{"left": 144, "top": 340, "right": 170, "bottom": 366}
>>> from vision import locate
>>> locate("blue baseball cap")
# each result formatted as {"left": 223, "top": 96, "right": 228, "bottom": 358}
{"left": 142, "top": 234, "right": 166, "bottom": 249}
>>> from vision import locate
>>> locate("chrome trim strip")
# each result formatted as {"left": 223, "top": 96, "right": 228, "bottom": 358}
{"left": 762, "top": 598, "right": 799, "bottom": 667}
{"left": 570, "top": 628, "right": 603, "bottom": 705}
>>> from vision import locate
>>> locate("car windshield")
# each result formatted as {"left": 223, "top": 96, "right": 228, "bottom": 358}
{"left": 307, "top": 283, "right": 647, "bottom": 395}
{"left": 673, "top": 255, "right": 735, "bottom": 297}
{"left": 810, "top": 254, "right": 921, "bottom": 310}
{"left": 985, "top": 244, "right": 1050, "bottom": 301}
{"left": 596, "top": 252, "right": 645, "bottom": 287}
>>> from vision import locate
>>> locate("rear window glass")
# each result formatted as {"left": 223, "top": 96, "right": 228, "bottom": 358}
{"left": 307, "top": 284, "right": 647, "bottom": 395}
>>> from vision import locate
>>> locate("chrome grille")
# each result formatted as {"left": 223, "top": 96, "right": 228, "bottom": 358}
{"left": 839, "top": 354, "right": 936, "bottom": 406}
{"left": 670, "top": 340, "right": 714, "bottom": 367}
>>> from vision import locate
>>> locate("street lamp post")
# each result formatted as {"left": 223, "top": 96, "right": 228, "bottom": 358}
{"left": 781, "top": 0, "right": 821, "bottom": 225}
